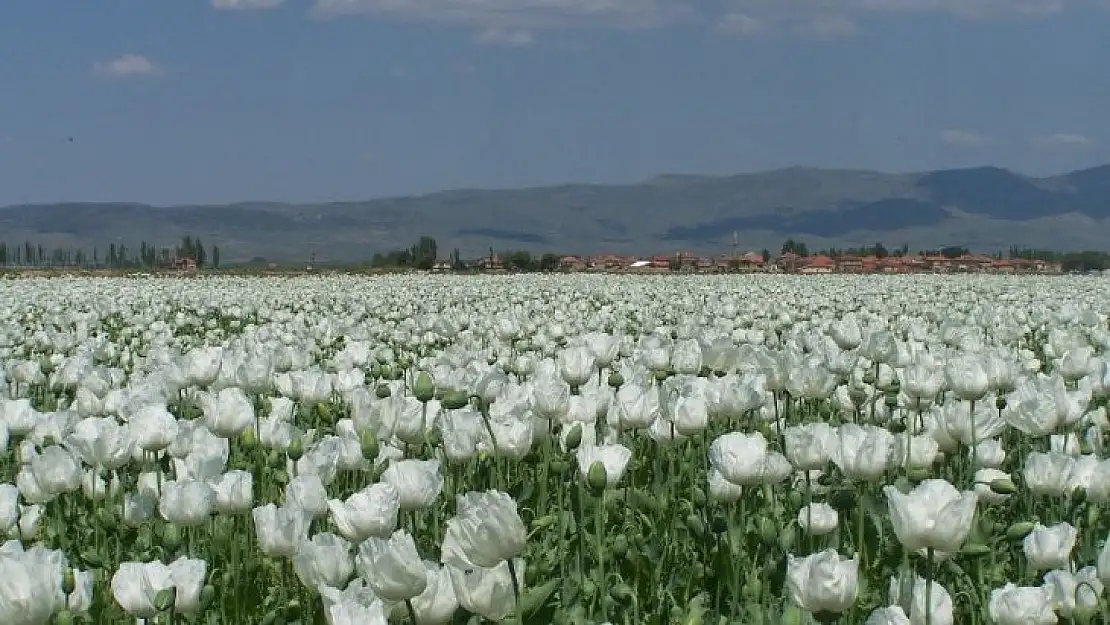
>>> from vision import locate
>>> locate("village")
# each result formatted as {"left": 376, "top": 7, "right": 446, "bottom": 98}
{"left": 456, "top": 250, "right": 1066, "bottom": 275}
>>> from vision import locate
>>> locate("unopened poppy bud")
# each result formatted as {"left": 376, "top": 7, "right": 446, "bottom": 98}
{"left": 565, "top": 423, "right": 583, "bottom": 451}
{"left": 1072, "top": 486, "right": 1087, "bottom": 504}
{"left": 684, "top": 514, "right": 705, "bottom": 537}
{"left": 286, "top": 435, "right": 304, "bottom": 462}
{"left": 162, "top": 524, "right": 182, "bottom": 550}
{"left": 413, "top": 372, "right": 435, "bottom": 403}
{"left": 961, "top": 543, "right": 992, "bottom": 558}
{"left": 155, "top": 587, "right": 176, "bottom": 612}
{"left": 989, "top": 477, "right": 1018, "bottom": 495}
{"left": 62, "top": 568, "right": 76, "bottom": 595}
{"left": 378, "top": 365, "right": 393, "bottom": 382}
{"left": 200, "top": 585, "right": 216, "bottom": 608}
{"left": 314, "top": 402, "right": 331, "bottom": 422}
{"left": 1005, "top": 521, "right": 1036, "bottom": 540}
{"left": 587, "top": 461, "right": 608, "bottom": 495}
{"left": 690, "top": 486, "right": 707, "bottom": 508}
{"left": 375, "top": 383, "right": 391, "bottom": 399}
{"left": 759, "top": 518, "right": 778, "bottom": 546}
{"left": 240, "top": 426, "right": 259, "bottom": 450}
{"left": 360, "top": 431, "right": 379, "bottom": 461}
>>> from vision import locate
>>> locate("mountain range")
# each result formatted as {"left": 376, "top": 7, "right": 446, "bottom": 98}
{"left": 3, "top": 163, "right": 1110, "bottom": 263}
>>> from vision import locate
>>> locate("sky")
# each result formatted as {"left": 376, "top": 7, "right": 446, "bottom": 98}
{"left": 0, "top": 0, "right": 1108, "bottom": 206}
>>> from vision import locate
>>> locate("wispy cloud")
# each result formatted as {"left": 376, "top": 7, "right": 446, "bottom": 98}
{"left": 309, "top": 0, "right": 1096, "bottom": 40}
{"left": 474, "top": 28, "right": 536, "bottom": 47}
{"left": 1034, "top": 132, "right": 1095, "bottom": 148}
{"left": 939, "top": 129, "right": 989, "bottom": 147}
{"left": 92, "top": 54, "right": 163, "bottom": 79}
{"left": 212, "top": 0, "right": 284, "bottom": 9}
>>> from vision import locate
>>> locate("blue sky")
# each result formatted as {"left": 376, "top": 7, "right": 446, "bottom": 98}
{"left": 0, "top": 0, "right": 1108, "bottom": 206}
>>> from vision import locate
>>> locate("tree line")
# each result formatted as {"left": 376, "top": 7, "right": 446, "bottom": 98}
{"left": 0, "top": 236, "right": 220, "bottom": 269}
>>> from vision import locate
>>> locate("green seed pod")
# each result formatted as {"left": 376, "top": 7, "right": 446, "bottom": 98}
{"left": 811, "top": 610, "right": 843, "bottom": 624}
{"left": 995, "top": 396, "right": 1007, "bottom": 411}
{"left": 154, "top": 587, "right": 177, "bottom": 612}
{"left": 884, "top": 393, "right": 899, "bottom": 409}
{"left": 441, "top": 390, "right": 469, "bottom": 410}
{"left": 989, "top": 477, "right": 1018, "bottom": 495}
{"left": 888, "top": 420, "right": 907, "bottom": 434}
{"left": 1005, "top": 521, "right": 1036, "bottom": 541}
{"left": 607, "top": 372, "right": 624, "bottom": 389}
{"left": 653, "top": 369, "right": 669, "bottom": 382}
{"left": 413, "top": 371, "right": 435, "bottom": 403}
{"left": 587, "top": 461, "right": 608, "bottom": 495}
{"left": 564, "top": 423, "right": 583, "bottom": 452}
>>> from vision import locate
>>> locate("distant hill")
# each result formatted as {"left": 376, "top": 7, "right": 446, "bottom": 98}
{"left": 3, "top": 164, "right": 1110, "bottom": 262}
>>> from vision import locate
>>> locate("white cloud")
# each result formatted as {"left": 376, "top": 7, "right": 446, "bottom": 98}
{"left": 212, "top": 0, "right": 284, "bottom": 9}
{"left": 475, "top": 28, "right": 536, "bottom": 46}
{"left": 309, "top": 0, "right": 1097, "bottom": 38}
{"left": 940, "top": 129, "right": 989, "bottom": 147}
{"left": 1034, "top": 133, "right": 1095, "bottom": 148}
{"left": 92, "top": 54, "right": 163, "bottom": 79}
{"left": 793, "top": 14, "right": 859, "bottom": 38}
{"left": 310, "top": 0, "right": 694, "bottom": 30}
{"left": 715, "top": 13, "right": 765, "bottom": 35}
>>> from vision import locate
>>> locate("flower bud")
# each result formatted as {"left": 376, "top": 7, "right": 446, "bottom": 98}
{"left": 989, "top": 477, "right": 1018, "bottom": 495}
{"left": 360, "top": 431, "right": 379, "bottom": 461}
{"left": 240, "top": 426, "right": 259, "bottom": 450}
{"left": 690, "top": 486, "right": 707, "bottom": 508}
{"left": 565, "top": 423, "right": 583, "bottom": 451}
{"left": 759, "top": 518, "right": 778, "bottom": 546}
{"left": 961, "top": 543, "right": 992, "bottom": 558}
{"left": 286, "top": 434, "right": 304, "bottom": 462}
{"left": 413, "top": 372, "right": 435, "bottom": 403}
{"left": 586, "top": 461, "right": 608, "bottom": 495}
{"left": 200, "top": 585, "right": 216, "bottom": 609}
{"left": 162, "top": 523, "right": 182, "bottom": 550}
{"left": 62, "top": 568, "right": 76, "bottom": 595}
{"left": 1005, "top": 521, "right": 1036, "bottom": 541}
{"left": 684, "top": 514, "right": 705, "bottom": 538}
